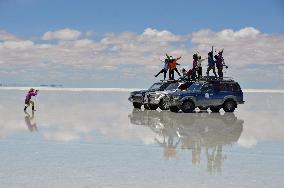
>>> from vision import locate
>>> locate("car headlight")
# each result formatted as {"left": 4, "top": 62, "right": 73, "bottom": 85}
{"left": 173, "top": 96, "right": 181, "bottom": 100}
{"left": 155, "top": 94, "right": 163, "bottom": 99}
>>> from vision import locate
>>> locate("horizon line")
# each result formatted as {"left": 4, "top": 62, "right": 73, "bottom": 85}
{"left": 0, "top": 86, "right": 284, "bottom": 93}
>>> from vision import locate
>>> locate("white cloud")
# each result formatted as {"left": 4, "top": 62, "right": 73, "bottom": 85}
{"left": 0, "top": 30, "right": 18, "bottom": 41}
{"left": 140, "top": 28, "right": 182, "bottom": 42}
{"left": 41, "top": 28, "right": 81, "bottom": 41}
{"left": 85, "top": 31, "right": 94, "bottom": 37}
{"left": 190, "top": 27, "right": 284, "bottom": 87}
{"left": 73, "top": 39, "right": 93, "bottom": 47}
{"left": 191, "top": 27, "right": 261, "bottom": 44}
{"left": 1, "top": 40, "right": 34, "bottom": 49}
{"left": 0, "top": 27, "right": 284, "bottom": 87}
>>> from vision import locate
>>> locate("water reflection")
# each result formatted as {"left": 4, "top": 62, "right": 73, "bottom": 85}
{"left": 129, "top": 110, "right": 243, "bottom": 173}
{"left": 24, "top": 111, "right": 38, "bottom": 132}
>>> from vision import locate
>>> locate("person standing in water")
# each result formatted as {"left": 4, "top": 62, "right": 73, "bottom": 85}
{"left": 24, "top": 88, "right": 39, "bottom": 111}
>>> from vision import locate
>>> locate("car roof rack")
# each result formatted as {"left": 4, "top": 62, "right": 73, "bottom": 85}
{"left": 199, "top": 76, "right": 235, "bottom": 82}
{"left": 159, "top": 79, "right": 179, "bottom": 83}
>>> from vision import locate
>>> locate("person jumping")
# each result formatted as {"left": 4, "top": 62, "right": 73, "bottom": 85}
{"left": 155, "top": 58, "right": 170, "bottom": 80}
{"left": 24, "top": 88, "right": 39, "bottom": 111}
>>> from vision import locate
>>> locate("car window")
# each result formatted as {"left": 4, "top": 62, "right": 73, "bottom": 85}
{"left": 202, "top": 84, "right": 213, "bottom": 92}
{"left": 165, "top": 82, "right": 179, "bottom": 91}
{"left": 160, "top": 82, "right": 172, "bottom": 91}
{"left": 148, "top": 83, "right": 163, "bottom": 91}
{"left": 232, "top": 83, "right": 241, "bottom": 91}
{"left": 178, "top": 84, "right": 188, "bottom": 91}
{"left": 212, "top": 83, "right": 220, "bottom": 91}
{"left": 219, "top": 83, "right": 226, "bottom": 91}
{"left": 188, "top": 83, "right": 203, "bottom": 92}
{"left": 226, "top": 84, "right": 232, "bottom": 91}
{"left": 226, "top": 83, "right": 239, "bottom": 91}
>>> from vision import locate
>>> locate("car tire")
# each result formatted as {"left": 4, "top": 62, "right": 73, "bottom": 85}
{"left": 181, "top": 100, "right": 195, "bottom": 113}
{"left": 159, "top": 99, "right": 169, "bottom": 110}
{"left": 210, "top": 106, "right": 221, "bottom": 113}
{"left": 133, "top": 102, "right": 142, "bottom": 109}
{"left": 144, "top": 103, "right": 150, "bottom": 110}
{"left": 198, "top": 106, "right": 208, "bottom": 111}
{"left": 169, "top": 106, "right": 180, "bottom": 113}
{"left": 223, "top": 100, "right": 236, "bottom": 112}
{"left": 149, "top": 104, "right": 158, "bottom": 110}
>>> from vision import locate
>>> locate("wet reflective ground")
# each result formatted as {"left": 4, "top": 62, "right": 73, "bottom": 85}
{"left": 0, "top": 90, "right": 284, "bottom": 187}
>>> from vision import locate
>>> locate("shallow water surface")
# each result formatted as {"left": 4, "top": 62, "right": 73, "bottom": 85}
{"left": 0, "top": 90, "right": 283, "bottom": 188}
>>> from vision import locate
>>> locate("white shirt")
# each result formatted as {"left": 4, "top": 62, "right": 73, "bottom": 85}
{"left": 197, "top": 58, "right": 206, "bottom": 68}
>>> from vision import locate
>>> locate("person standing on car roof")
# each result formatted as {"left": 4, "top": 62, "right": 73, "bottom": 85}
{"left": 192, "top": 53, "right": 198, "bottom": 80}
{"left": 166, "top": 54, "right": 181, "bottom": 80}
{"left": 206, "top": 47, "right": 217, "bottom": 77}
{"left": 197, "top": 55, "right": 207, "bottom": 79}
{"left": 215, "top": 49, "right": 228, "bottom": 79}
{"left": 155, "top": 57, "right": 170, "bottom": 80}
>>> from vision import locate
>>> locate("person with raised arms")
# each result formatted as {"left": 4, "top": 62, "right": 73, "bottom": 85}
{"left": 206, "top": 46, "right": 217, "bottom": 78}
{"left": 166, "top": 53, "right": 181, "bottom": 80}
{"left": 155, "top": 57, "right": 170, "bottom": 80}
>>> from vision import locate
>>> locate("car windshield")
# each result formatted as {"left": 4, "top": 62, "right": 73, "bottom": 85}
{"left": 148, "top": 83, "right": 163, "bottom": 91}
{"left": 188, "top": 82, "right": 203, "bottom": 93}
{"left": 165, "top": 82, "right": 179, "bottom": 91}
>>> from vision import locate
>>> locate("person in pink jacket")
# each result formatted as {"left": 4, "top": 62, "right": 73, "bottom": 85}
{"left": 24, "top": 88, "right": 39, "bottom": 111}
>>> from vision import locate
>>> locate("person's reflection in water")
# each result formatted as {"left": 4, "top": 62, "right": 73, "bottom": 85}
{"left": 206, "top": 145, "right": 226, "bottom": 174}
{"left": 128, "top": 110, "right": 243, "bottom": 173}
{"left": 155, "top": 134, "right": 180, "bottom": 160}
{"left": 154, "top": 111, "right": 181, "bottom": 159}
{"left": 24, "top": 111, "right": 37, "bottom": 132}
{"left": 192, "top": 142, "right": 202, "bottom": 165}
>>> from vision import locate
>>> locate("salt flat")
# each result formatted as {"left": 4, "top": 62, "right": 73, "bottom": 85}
{"left": 0, "top": 90, "right": 283, "bottom": 188}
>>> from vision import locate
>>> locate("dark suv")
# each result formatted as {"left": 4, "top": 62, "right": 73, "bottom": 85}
{"left": 167, "top": 78, "right": 244, "bottom": 113}
{"left": 128, "top": 81, "right": 172, "bottom": 109}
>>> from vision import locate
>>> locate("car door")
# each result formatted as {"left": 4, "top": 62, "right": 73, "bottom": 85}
{"left": 216, "top": 83, "right": 232, "bottom": 105}
{"left": 200, "top": 83, "right": 215, "bottom": 106}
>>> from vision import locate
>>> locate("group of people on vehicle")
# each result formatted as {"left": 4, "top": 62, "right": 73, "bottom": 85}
{"left": 155, "top": 46, "right": 228, "bottom": 81}
{"left": 155, "top": 53, "right": 182, "bottom": 80}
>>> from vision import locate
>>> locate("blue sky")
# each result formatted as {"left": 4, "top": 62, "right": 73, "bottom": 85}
{"left": 0, "top": 0, "right": 284, "bottom": 88}
{"left": 1, "top": 0, "right": 284, "bottom": 36}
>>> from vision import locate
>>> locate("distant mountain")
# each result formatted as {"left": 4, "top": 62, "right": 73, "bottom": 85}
{"left": 0, "top": 83, "right": 63, "bottom": 87}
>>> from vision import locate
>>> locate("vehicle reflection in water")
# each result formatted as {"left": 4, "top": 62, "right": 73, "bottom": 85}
{"left": 24, "top": 111, "right": 38, "bottom": 132}
{"left": 128, "top": 110, "right": 243, "bottom": 174}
